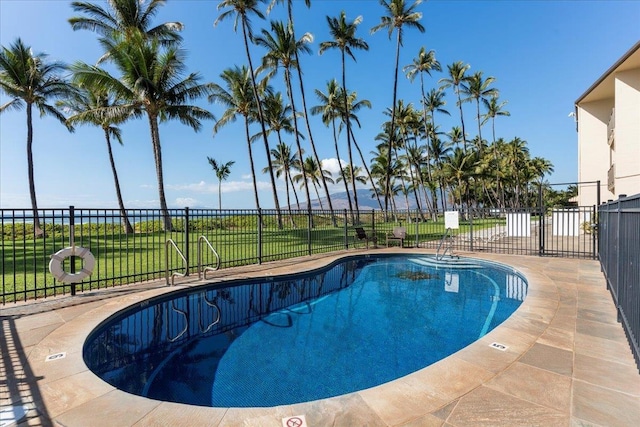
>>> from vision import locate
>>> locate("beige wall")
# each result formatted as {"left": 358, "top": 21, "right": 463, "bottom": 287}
{"left": 577, "top": 99, "right": 613, "bottom": 206}
{"left": 614, "top": 69, "right": 640, "bottom": 198}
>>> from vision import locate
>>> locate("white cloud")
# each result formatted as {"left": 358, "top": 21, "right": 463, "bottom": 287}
{"left": 168, "top": 180, "right": 273, "bottom": 194}
{"left": 321, "top": 157, "right": 346, "bottom": 176}
{"left": 123, "top": 199, "right": 160, "bottom": 209}
{"left": 174, "top": 197, "right": 200, "bottom": 207}
{"left": 167, "top": 181, "right": 215, "bottom": 193}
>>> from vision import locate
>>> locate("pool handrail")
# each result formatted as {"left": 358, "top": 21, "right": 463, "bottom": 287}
{"left": 436, "top": 228, "right": 454, "bottom": 260}
{"left": 165, "top": 239, "right": 189, "bottom": 286}
{"left": 197, "top": 235, "right": 220, "bottom": 280}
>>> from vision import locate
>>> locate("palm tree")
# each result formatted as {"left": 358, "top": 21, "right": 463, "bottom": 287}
{"left": 342, "top": 91, "right": 384, "bottom": 211}
{"left": 337, "top": 165, "right": 367, "bottom": 186}
{"left": 257, "top": 90, "right": 295, "bottom": 142}
{"left": 481, "top": 94, "right": 510, "bottom": 144}
{"left": 257, "top": 91, "right": 304, "bottom": 211}
{"left": 371, "top": 0, "right": 424, "bottom": 212}
{"left": 209, "top": 66, "right": 261, "bottom": 210}
{"left": 320, "top": 10, "right": 369, "bottom": 221}
{"left": 207, "top": 158, "right": 235, "bottom": 209}
{"left": 311, "top": 80, "right": 353, "bottom": 215}
{"left": 461, "top": 71, "right": 497, "bottom": 147}
{"left": 385, "top": 100, "right": 422, "bottom": 216}
{"left": 72, "top": 32, "right": 214, "bottom": 231}
{"left": 442, "top": 147, "right": 475, "bottom": 208}
{"left": 69, "top": 0, "right": 183, "bottom": 61}
{"left": 0, "top": 39, "right": 74, "bottom": 236}
{"left": 531, "top": 156, "right": 554, "bottom": 185}
{"left": 293, "top": 156, "right": 334, "bottom": 210}
{"left": 429, "top": 136, "right": 452, "bottom": 211}
{"left": 447, "top": 126, "right": 464, "bottom": 150}
{"left": 254, "top": 20, "right": 313, "bottom": 215}
{"left": 423, "top": 87, "right": 449, "bottom": 208}
{"left": 336, "top": 164, "right": 370, "bottom": 213}
{"left": 370, "top": 144, "right": 404, "bottom": 218}
{"left": 404, "top": 46, "right": 440, "bottom": 146}
{"left": 439, "top": 61, "right": 471, "bottom": 152}
{"left": 60, "top": 82, "right": 133, "bottom": 233}
{"left": 215, "top": 0, "right": 283, "bottom": 224}
{"left": 265, "top": 142, "right": 301, "bottom": 211}
{"left": 266, "top": 0, "right": 337, "bottom": 221}
{"left": 505, "top": 137, "right": 529, "bottom": 208}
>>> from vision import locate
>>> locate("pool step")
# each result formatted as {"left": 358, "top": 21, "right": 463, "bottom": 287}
{"left": 408, "top": 257, "right": 482, "bottom": 269}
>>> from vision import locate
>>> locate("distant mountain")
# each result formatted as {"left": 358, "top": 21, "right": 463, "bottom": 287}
{"left": 294, "top": 188, "right": 421, "bottom": 210}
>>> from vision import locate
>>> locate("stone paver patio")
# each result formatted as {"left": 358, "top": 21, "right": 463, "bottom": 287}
{"left": 1, "top": 249, "right": 639, "bottom": 426}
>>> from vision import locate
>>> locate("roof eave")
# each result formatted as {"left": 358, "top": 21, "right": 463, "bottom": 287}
{"left": 575, "top": 39, "right": 640, "bottom": 106}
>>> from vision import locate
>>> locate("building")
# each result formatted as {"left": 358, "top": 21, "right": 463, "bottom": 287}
{"left": 575, "top": 40, "right": 640, "bottom": 207}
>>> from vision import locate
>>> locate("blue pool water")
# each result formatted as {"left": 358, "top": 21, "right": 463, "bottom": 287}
{"left": 84, "top": 255, "right": 527, "bottom": 407}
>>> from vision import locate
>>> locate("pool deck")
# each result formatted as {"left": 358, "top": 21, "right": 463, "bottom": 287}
{"left": 2, "top": 249, "right": 639, "bottom": 426}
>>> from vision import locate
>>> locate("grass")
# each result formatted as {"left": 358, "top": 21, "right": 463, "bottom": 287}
{"left": 1, "top": 215, "right": 506, "bottom": 303}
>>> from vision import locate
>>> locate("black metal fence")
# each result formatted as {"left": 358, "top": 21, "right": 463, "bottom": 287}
{"left": 1, "top": 205, "right": 598, "bottom": 304}
{"left": 599, "top": 194, "right": 640, "bottom": 370}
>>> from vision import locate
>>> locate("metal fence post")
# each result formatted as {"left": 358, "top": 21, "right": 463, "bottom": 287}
{"left": 69, "top": 205, "right": 76, "bottom": 296}
{"left": 344, "top": 210, "right": 348, "bottom": 249}
{"left": 258, "top": 208, "right": 263, "bottom": 264}
{"left": 615, "top": 195, "right": 624, "bottom": 322}
{"left": 538, "top": 184, "right": 545, "bottom": 256}
{"left": 307, "top": 208, "right": 312, "bottom": 256}
{"left": 184, "top": 207, "right": 190, "bottom": 275}
{"left": 595, "top": 180, "right": 601, "bottom": 260}
{"left": 414, "top": 209, "right": 419, "bottom": 248}
{"left": 371, "top": 210, "right": 376, "bottom": 234}
{"left": 469, "top": 208, "right": 474, "bottom": 251}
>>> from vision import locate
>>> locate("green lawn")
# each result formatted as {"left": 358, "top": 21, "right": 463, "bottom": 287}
{"left": 1, "top": 216, "right": 505, "bottom": 303}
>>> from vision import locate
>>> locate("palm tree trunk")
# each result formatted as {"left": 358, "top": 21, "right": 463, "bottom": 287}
{"left": 283, "top": 168, "right": 296, "bottom": 228}
{"left": 341, "top": 50, "right": 359, "bottom": 223}
{"left": 384, "top": 30, "right": 402, "bottom": 212}
{"left": 26, "top": 103, "right": 43, "bottom": 237}
{"left": 421, "top": 107, "right": 436, "bottom": 218}
{"left": 456, "top": 87, "right": 467, "bottom": 153}
{"left": 147, "top": 114, "right": 172, "bottom": 231}
{"left": 313, "top": 181, "right": 324, "bottom": 210}
{"left": 243, "top": 118, "right": 261, "bottom": 210}
{"left": 288, "top": 171, "right": 301, "bottom": 209}
{"left": 292, "top": 33, "right": 336, "bottom": 226}
{"left": 284, "top": 0, "right": 328, "bottom": 221}
{"left": 284, "top": 70, "right": 312, "bottom": 209}
{"left": 476, "top": 99, "right": 483, "bottom": 147}
{"left": 275, "top": 131, "right": 296, "bottom": 226}
{"left": 104, "top": 129, "right": 133, "bottom": 234}
{"left": 332, "top": 120, "right": 353, "bottom": 217}
{"left": 241, "top": 18, "right": 282, "bottom": 228}
{"left": 349, "top": 128, "right": 384, "bottom": 211}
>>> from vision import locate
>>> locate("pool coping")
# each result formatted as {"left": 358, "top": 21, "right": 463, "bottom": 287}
{"left": 6, "top": 248, "right": 640, "bottom": 426}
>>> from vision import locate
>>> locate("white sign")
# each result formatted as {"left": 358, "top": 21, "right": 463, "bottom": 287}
{"left": 444, "top": 211, "right": 459, "bottom": 229}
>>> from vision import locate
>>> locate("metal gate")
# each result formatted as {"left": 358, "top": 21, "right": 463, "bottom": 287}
{"left": 538, "top": 181, "right": 599, "bottom": 259}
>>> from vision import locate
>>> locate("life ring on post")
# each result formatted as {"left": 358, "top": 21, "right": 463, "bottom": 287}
{"left": 49, "top": 246, "right": 95, "bottom": 284}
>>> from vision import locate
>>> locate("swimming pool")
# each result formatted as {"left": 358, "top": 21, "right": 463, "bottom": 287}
{"left": 83, "top": 254, "right": 527, "bottom": 407}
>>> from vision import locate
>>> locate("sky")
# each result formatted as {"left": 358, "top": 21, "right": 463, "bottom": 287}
{"left": 1, "top": 0, "right": 639, "bottom": 210}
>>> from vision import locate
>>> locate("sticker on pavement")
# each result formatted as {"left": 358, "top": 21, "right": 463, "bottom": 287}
{"left": 282, "top": 415, "right": 307, "bottom": 427}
